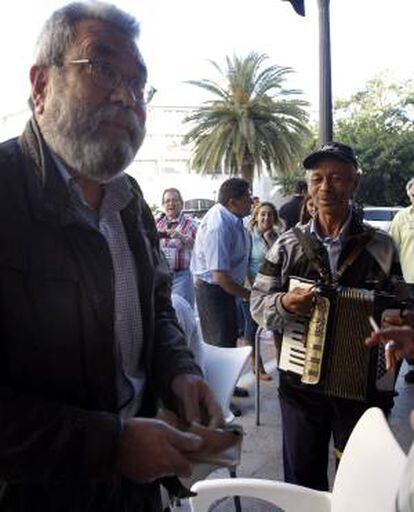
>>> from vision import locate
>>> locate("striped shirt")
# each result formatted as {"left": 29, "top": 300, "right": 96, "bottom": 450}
{"left": 156, "top": 212, "right": 197, "bottom": 271}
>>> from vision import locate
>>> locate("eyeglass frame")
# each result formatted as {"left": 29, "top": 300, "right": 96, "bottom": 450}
{"left": 64, "top": 57, "right": 155, "bottom": 105}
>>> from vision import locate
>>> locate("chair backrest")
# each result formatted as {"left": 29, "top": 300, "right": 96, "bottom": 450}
{"left": 190, "top": 478, "right": 331, "bottom": 512}
{"left": 332, "top": 407, "right": 406, "bottom": 512}
{"left": 201, "top": 341, "right": 252, "bottom": 423}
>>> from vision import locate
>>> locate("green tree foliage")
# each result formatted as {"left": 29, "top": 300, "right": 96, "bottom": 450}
{"left": 272, "top": 127, "right": 317, "bottom": 195}
{"left": 183, "top": 52, "right": 311, "bottom": 184}
{"left": 334, "top": 74, "right": 414, "bottom": 206}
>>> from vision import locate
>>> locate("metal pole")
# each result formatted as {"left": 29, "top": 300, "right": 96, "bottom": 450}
{"left": 317, "top": 0, "right": 333, "bottom": 144}
{"left": 255, "top": 327, "right": 261, "bottom": 426}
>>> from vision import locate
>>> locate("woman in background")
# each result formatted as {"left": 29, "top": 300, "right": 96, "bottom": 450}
{"left": 243, "top": 202, "right": 285, "bottom": 379}
{"left": 299, "top": 194, "right": 316, "bottom": 225}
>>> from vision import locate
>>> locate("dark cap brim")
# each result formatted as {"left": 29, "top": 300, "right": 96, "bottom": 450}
{"left": 303, "top": 151, "right": 358, "bottom": 170}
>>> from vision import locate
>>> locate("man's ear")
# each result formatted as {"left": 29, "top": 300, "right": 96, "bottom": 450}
{"left": 226, "top": 198, "right": 236, "bottom": 214}
{"left": 352, "top": 172, "right": 361, "bottom": 197}
{"left": 30, "top": 65, "right": 49, "bottom": 116}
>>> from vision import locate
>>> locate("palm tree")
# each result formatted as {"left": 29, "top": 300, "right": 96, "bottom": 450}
{"left": 183, "top": 52, "right": 311, "bottom": 184}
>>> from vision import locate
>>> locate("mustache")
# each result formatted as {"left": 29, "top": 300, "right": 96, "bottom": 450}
{"left": 79, "top": 105, "right": 141, "bottom": 142}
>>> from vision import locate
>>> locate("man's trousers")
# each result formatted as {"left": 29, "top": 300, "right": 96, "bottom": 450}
{"left": 195, "top": 280, "right": 238, "bottom": 348}
{"left": 279, "top": 382, "right": 373, "bottom": 491}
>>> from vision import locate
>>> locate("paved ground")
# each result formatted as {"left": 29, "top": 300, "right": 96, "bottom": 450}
{"left": 173, "top": 333, "right": 414, "bottom": 511}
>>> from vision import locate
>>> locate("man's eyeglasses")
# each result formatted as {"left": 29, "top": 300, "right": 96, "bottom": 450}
{"left": 66, "top": 58, "right": 156, "bottom": 105}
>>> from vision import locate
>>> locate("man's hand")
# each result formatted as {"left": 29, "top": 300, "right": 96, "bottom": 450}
{"left": 171, "top": 374, "right": 224, "bottom": 428}
{"left": 212, "top": 270, "right": 250, "bottom": 300}
{"left": 116, "top": 417, "right": 203, "bottom": 482}
{"left": 262, "top": 229, "right": 275, "bottom": 247}
{"left": 168, "top": 229, "right": 194, "bottom": 248}
{"left": 281, "top": 286, "right": 315, "bottom": 316}
{"left": 382, "top": 309, "right": 414, "bottom": 328}
{"left": 365, "top": 326, "right": 414, "bottom": 369}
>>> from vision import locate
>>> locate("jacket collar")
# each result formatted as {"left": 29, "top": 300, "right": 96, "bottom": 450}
{"left": 304, "top": 207, "right": 370, "bottom": 241}
{"left": 19, "top": 117, "right": 83, "bottom": 226}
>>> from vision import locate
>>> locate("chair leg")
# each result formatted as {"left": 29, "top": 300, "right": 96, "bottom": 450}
{"left": 255, "top": 327, "right": 262, "bottom": 426}
{"left": 228, "top": 467, "right": 242, "bottom": 512}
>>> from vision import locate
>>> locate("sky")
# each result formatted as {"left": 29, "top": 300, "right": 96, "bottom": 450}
{"left": 1, "top": 0, "right": 414, "bottom": 120}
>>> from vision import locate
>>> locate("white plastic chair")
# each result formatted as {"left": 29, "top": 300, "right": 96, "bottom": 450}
{"left": 176, "top": 341, "right": 251, "bottom": 512}
{"left": 189, "top": 407, "right": 406, "bottom": 512}
{"left": 201, "top": 341, "right": 252, "bottom": 423}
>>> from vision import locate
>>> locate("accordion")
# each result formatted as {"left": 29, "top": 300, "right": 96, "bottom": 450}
{"left": 278, "top": 277, "right": 401, "bottom": 401}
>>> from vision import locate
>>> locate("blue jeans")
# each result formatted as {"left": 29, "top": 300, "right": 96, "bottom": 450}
{"left": 172, "top": 269, "right": 194, "bottom": 308}
{"left": 239, "top": 299, "right": 258, "bottom": 348}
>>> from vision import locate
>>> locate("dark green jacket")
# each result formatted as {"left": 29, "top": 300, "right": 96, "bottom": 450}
{"left": 0, "top": 119, "right": 201, "bottom": 511}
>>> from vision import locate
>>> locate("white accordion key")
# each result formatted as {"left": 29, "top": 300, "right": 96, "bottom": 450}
{"left": 278, "top": 277, "right": 315, "bottom": 376}
{"left": 279, "top": 317, "right": 308, "bottom": 375}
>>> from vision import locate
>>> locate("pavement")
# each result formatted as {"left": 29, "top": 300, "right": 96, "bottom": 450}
{"left": 172, "top": 331, "right": 414, "bottom": 511}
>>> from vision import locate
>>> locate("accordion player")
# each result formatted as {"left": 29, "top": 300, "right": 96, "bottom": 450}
{"left": 278, "top": 276, "right": 403, "bottom": 402}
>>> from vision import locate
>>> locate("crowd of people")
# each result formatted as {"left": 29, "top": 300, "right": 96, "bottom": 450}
{"left": 0, "top": 1, "right": 413, "bottom": 511}
{"left": 156, "top": 180, "right": 288, "bottom": 386}
{"left": 153, "top": 144, "right": 414, "bottom": 498}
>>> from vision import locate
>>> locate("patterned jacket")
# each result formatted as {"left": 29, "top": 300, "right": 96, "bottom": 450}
{"left": 251, "top": 213, "right": 405, "bottom": 399}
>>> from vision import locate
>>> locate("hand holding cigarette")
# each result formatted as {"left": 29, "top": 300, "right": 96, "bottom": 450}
{"left": 366, "top": 316, "right": 414, "bottom": 370}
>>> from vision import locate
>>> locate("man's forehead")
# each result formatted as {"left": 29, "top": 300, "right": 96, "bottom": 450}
{"left": 307, "top": 158, "right": 356, "bottom": 174}
{"left": 164, "top": 191, "right": 180, "bottom": 200}
{"left": 70, "top": 18, "right": 146, "bottom": 73}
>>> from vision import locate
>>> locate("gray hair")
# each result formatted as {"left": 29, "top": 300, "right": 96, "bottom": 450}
{"left": 34, "top": 1, "right": 140, "bottom": 66}
{"left": 406, "top": 177, "right": 414, "bottom": 194}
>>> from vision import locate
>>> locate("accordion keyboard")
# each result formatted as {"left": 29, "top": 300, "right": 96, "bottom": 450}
{"left": 278, "top": 317, "right": 308, "bottom": 375}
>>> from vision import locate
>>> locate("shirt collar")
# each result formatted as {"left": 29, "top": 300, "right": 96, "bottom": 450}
{"left": 310, "top": 208, "right": 353, "bottom": 243}
{"left": 49, "top": 149, "right": 133, "bottom": 213}
{"left": 165, "top": 211, "right": 184, "bottom": 225}
{"left": 218, "top": 203, "right": 243, "bottom": 224}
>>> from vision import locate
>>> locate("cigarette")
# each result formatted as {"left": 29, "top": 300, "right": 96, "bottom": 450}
{"left": 368, "top": 316, "right": 379, "bottom": 332}
{"left": 368, "top": 316, "right": 395, "bottom": 370}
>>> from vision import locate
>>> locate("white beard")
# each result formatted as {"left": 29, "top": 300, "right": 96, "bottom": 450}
{"left": 39, "top": 73, "right": 146, "bottom": 183}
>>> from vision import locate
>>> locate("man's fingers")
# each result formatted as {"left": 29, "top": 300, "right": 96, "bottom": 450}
{"left": 163, "top": 445, "right": 194, "bottom": 478}
{"left": 291, "top": 286, "right": 315, "bottom": 297}
{"left": 282, "top": 287, "right": 315, "bottom": 315}
{"left": 167, "top": 425, "right": 203, "bottom": 453}
{"left": 365, "top": 331, "right": 382, "bottom": 347}
{"left": 171, "top": 374, "right": 224, "bottom": 429}
{"left": 204, "top": 397, "right": 225, "bottom": 428}
{"left": 383, "top": 314, "right": 404, "bottom": 327}
{"left": 202, "top": 392, "right": 225, "bottom": 428}
{"left": 178, "top": 387, "right": 201, "bottom": 425}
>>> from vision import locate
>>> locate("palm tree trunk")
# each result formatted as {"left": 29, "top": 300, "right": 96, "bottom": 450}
{"left": 240, "top": 152, "right": 254, "bottom": 185}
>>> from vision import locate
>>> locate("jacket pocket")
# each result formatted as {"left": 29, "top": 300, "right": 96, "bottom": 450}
{"left": 0, "top": 261, "right": 84, "bottom": 400}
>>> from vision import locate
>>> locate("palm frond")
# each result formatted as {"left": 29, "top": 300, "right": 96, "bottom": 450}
{"left": 183, "top": 52, "right": 311, "bottom": 182}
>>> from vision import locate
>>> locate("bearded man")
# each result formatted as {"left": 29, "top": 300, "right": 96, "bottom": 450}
{"left": 0, "top": 3, "right": 222, "bottom": 511}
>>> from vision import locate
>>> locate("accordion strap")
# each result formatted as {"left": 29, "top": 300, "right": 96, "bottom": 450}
{"left": 292, "top": 227, "right": 330, "bottom": 282}
{"left": 292, "top": 227, "right": 374, "bottom": 284}
{"left": 335, "top": 230, "right": 374, "bottom": 281}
